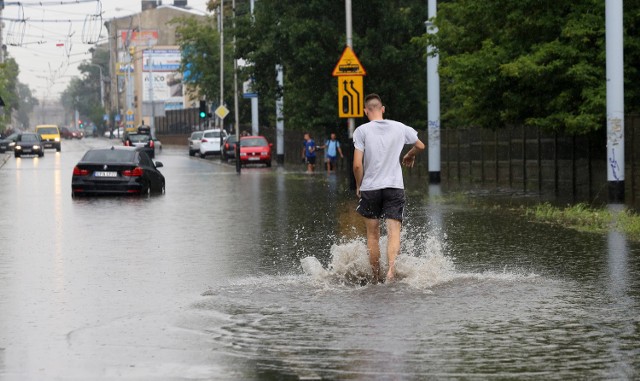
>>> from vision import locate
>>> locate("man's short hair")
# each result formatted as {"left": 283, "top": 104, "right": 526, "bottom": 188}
{"left": 364, "top": 93, "right": 382, "bottom": 109}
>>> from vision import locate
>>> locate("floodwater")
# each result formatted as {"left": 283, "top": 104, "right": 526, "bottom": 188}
{"left": 0, "top": 138, "right": 638, "bottom": 380}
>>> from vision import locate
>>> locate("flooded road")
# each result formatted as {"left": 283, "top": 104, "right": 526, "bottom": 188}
{"left": 0, "top": 138, "right": 638, "bottom": 380}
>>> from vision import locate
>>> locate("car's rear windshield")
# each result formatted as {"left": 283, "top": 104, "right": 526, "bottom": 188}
{"left": 20, "top": 134, "right": 39, "bottom": 142}
{"left": 241, "top": 138, "right": 268, "bottom": 147}
{"left": 203, "top": 131, "right": 222, "bottom": 138}
{"left": 128, "top": 134, "right": 150, "bottom": 143}
{"left": 37, "top": 127, "right": 58, "bottom": 135}
{"left": 192, "top": 132, "right": 203, "bottom": 139}
{"left": 82, "top": 150, "right": 135, "bottom": 163}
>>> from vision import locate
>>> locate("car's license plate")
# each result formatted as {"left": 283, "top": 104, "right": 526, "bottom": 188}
{"left": 23, "top": 149, "right": 32, "bottom": 153}
{"left": 248, "top": 157, "right": 260, "bottom": 161}
{"left": 94, "top": 171, "right": 117, "bottom": 177}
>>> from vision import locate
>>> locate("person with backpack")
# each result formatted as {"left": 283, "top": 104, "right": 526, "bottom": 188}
{"left": 320, "top": 132, "right": 344, "bottom": 173}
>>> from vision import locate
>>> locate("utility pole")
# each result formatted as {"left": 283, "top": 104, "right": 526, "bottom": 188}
{"left": 346, "top": 0, "right": 354, "bottom": 139}
{"left": 427, "top": 0, "right": 441, "bottom": 184}
{"left": 233, "top": 0, "right": 241, "bottom": 173}
{"left": 219, "top": 0, "right": 225, "bottom": 130}
{"left": 606, "top": 0, "right": 624, "bottom": 203}
{"left": 276, "top": 64, "right": 284, "bottom": 164}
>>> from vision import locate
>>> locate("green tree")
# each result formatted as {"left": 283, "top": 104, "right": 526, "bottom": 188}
{"left": 60, "top": 50, "right": 108, "bottom": 128}
{"left": 178, "top": 0, "right": 427, "bottom": 132}
{"left": 173, "top": 13, "right": 250, "bottom": 128}
{"left": 417, "top": 0, "right": 640, "bottom": 134}
{"left": 0, "top": 57, "right": 20, "bottom": 132}
{"left": 15, "top": 82, "right": 39, "bottom": 130}
{"left": 235, "top": 0, "right": 427, "bottom": 130}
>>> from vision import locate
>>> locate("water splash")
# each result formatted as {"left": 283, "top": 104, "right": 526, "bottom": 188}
{"left": 301, "top": 227, "right": 536, "bottom": 289}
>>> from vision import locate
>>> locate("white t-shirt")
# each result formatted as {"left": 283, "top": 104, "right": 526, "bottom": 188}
{"left": 353, "top": 119, "right": 419, "bottom": 191}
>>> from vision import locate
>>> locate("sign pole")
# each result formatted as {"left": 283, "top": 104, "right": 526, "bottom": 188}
{"left": 346, "top": 0, "right": 354, "bottom": 140}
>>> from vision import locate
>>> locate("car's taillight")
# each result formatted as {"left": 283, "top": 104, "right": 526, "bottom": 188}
{"left": 73, "top": 166, "right": 89, "bottom": 176}
{"left": 225, "top": 143, "right": 229, "bottom": 149}
{"left": 124, "top": 140, "right": 130, "bottom": 146}
{"left": 149, "top": 140, "right": 155, "bottom": 148}
{"left": 201, "top": 138, "right": 208, "bottom": 143}
{"left": 122, "top": 167, "right": 143, "bottom": 177}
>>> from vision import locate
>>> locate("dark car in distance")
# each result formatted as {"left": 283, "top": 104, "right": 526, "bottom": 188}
{"left": 71, "top": 146, "right": 165, "bottom": 197}
{"left": 124, "top": 132, "right": 155, "bottom": 159}
{"left": 14, "top": 133, "right": 44, "bottom": 158}
{"left": 221, "top": 135, "right": 237, "bottom": 161}
{"left": 0, "top": 132, "right": 19, "bottom": 153}
{"left": 60, "top": 126, "right": 73, "bottom": 139}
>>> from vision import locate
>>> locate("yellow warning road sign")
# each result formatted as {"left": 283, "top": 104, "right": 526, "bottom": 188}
{"left": 338, "top": 76, "right": 364, "bottom": 118}
{"left": 332, "top": 47, "right": 366, "bottom": 76}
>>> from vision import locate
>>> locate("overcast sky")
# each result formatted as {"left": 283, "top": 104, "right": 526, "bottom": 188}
{"left": 2, "top": 0, "right": 212, "bottom": 101}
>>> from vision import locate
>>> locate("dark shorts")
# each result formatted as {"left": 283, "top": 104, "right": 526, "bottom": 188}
{"left": 356, "top": 188, "right": 405, "bottom": 221}
{"left": 306, "top": 156, "right": 316, "bottom": 165}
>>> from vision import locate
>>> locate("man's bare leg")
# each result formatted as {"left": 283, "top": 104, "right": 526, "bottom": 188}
{"left": 364, "top": 218, "right": 381, "bottom": 283}
{"left": 385, "top": 219, "right": 402, "bottom": 282}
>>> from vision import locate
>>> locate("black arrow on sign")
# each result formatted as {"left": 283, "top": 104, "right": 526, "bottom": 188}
{"left": 349, "top": 80, "right": 361, "bottom": 114}
{"left": 343, "top": 80, "right": 354, "bottom": 115}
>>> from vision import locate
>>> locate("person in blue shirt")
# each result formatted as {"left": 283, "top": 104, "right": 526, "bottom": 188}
{"left": 301, "top": 132, "right": 317, "bottom": 173}
{"left": 319, "top": 132, "right": 344, "bottom": 173}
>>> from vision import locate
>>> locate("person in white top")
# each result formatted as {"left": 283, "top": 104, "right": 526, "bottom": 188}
{"left": 353, "top": 94, "right": 425, "bottom": 283}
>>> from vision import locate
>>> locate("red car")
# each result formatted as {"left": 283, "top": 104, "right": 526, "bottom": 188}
{"left": 238, "top": 136, "right": 272, "bottom": 167}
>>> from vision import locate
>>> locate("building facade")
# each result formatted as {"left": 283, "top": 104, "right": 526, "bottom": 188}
{"left": 105, "top": 1, "right": 207, "bottom": 130}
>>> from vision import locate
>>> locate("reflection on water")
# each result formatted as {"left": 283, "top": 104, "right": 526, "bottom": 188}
{"left": 0, "top": 145, "right": 639, "bottom": 379}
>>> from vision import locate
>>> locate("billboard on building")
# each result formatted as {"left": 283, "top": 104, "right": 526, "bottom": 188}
{"left": 119, "top": 30, "right": 159, "bottom": 48}
{"left": 142, "top": 49, "right": 184, "bottom": 110}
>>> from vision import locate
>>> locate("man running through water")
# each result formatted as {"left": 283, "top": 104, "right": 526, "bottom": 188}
{"left": 353, "top": 94, "right": 425, "bottom": 283}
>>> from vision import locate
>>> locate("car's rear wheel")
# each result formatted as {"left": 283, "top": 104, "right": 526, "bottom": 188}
{"left": 201, "top": 152, "right": 206, "bottom": 159}
{"left": 189, "top": 150, "right": 195, "bottom": 156}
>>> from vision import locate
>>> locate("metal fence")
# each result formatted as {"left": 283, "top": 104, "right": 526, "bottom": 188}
{"left": 435, "top": 115, "right": 640, "bottom": 206}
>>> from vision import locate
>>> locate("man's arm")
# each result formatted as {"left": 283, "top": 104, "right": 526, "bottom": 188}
{"left": 353, "top": 148, "right": 364, "bottom": 197}
{"left": 402, "top": 139, "right": 426, "bottom": 168}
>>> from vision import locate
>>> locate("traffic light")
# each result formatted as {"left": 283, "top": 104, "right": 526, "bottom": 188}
{"left": 78, "top": 120, "right": 84, "bottom": 128}
{"left": 199, "top": 100, "right": 207, "bottom": 119}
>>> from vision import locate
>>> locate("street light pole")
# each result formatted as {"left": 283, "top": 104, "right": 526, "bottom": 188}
{"left": 88, "top": 63, "right": 105, "bottom": 108}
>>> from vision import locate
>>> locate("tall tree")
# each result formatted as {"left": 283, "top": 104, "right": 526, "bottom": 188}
{"left": 0, "top": 57, "right": 20, "bottom": 132}
{"left": 178, "top": 0, "right": 427, "bottom": 132}
{"left": 15, "top": 82, "right": 39, "bottom": 130}
{"left": 417, "top": 0, "right": 640, "bottom": 134}
{"left": 61, "top": 49, "right": 108, "bottom": 128}
{"left": 236, "top": 0, "right": 427, "bottom": 130}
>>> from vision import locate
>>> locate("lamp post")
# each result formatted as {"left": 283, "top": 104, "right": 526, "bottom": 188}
{"left": 87, "top": 63, "right": 105, "bottom": 108}
{"left": 115, "top": 8, "right": 142, "bottom": 131}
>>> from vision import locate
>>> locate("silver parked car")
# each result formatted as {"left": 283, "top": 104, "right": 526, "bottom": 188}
{"left": 188, "top": 131, "right": 204, "bottom": 156}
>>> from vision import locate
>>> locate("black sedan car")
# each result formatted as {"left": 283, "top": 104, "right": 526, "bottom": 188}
{"left": 0, "top": 132, "right": 20, "bottom": 153}
{"left": 71, "top": 146, "right": 165, "bottom": 197}
{"left": 14, "top": 133, "right": 44, "bottom": 158}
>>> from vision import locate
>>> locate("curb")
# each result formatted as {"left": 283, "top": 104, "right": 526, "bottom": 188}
{"left": 0, "top": 153, "right": 10, "bottom": 169}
